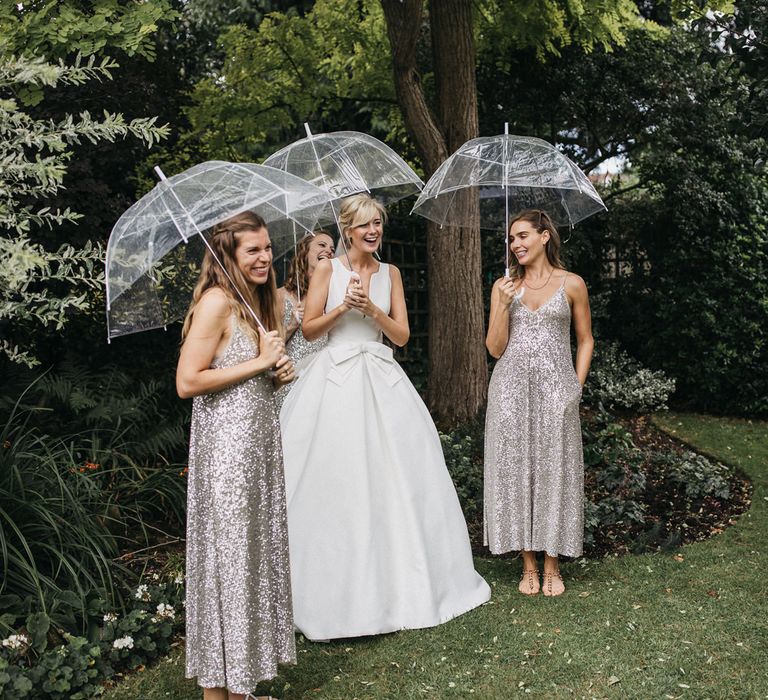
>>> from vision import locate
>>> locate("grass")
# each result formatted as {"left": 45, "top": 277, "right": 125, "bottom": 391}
{"left": 103, "top": 412, "right": 768, "bottom": 699}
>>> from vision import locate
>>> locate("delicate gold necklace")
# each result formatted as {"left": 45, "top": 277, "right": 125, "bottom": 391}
{"left": 523, "top": 267, "right": 554, "bottom": 291}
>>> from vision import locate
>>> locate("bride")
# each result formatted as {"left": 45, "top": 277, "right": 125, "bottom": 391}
{"left": 280, "top": 193, "right": 490, "bottom": 641}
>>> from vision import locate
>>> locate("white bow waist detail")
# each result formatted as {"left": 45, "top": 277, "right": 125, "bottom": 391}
{"left": 326, "top": 342, "right": 402, "bottom": 387}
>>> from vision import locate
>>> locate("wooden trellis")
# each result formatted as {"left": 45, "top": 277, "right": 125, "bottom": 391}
{"left": 381, "top": 222, "right": 428, "bottom": 376}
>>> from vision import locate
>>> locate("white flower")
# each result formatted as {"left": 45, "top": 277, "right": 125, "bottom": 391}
{"left": 1, "top": 634, "right": 30, "bottom": 650}
{"left": 174, "top": 572, "right": 184, "bottom": 585}
{"left": 103, "top": 613, "right": 118, "bottom": 623}
{"left": 151, "top": 573, "right": 160, "bottom": 581}
{"left": 112, "top": 636, "right": 134, "bottom": 650}
{"left": 134, "top": 584, "right": 151, "bottom": 601}
{"left": 154, "top": 603, "right": 176, "bottom": 621}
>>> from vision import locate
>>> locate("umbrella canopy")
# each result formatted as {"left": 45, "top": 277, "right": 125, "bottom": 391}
{"left": 105, "top": 160, "right": 332, "bottom": 340}
{"left": 411, "top": 134, "right": 606, "bottom": 230}
{"left": 264, "top": 126, "right": 424, "bottom": 212}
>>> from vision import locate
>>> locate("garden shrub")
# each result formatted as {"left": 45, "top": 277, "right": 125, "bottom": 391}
{"left": 647, "top": 450, "right": 733, "bottom": 505}
{"left": 440, "top": 416, "right": 485, "bottom": 524}
{"left": 0, "top": 576, "right": 184, "bottom": 700}
{"left": 581, "top": 410, "right": 648, "bottom": 552}
{"left": 440, "top": 422, "right": 484, "bottom": 523}
{"left": 583, "top": 341, "right": 676, "bottom": 414}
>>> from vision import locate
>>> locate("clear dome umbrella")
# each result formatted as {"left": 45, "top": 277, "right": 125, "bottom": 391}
{"left": 411, "top": 127, "right": 607, "bottom": 276}
{"left": 264, "top": 124, "right": 424, "bottom": 274}
{"left": 105, "top": 160, "right": 333, "bottom": 340}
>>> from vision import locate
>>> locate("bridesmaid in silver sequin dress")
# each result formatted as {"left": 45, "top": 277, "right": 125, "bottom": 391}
{"left": 176, "top": 211, "right": 296, "bottom": 700}
{"left": 485, "top": 209, "right": 594, "bottom": 598}
{"left": 275, "top": 231, "right": 333, "bottom": 409}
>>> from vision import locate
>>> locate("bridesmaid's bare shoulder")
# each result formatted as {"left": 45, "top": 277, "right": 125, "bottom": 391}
{"left": 197, "top": 287, "right": 232, "bottom": 317}
{"left": 562, "top": 271, "right": 588, "bottom": 302}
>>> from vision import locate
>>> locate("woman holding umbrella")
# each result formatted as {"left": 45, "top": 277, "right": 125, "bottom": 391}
{"left": 279, "top": 194, "right": 490, "bottom": 641}
{"left": 176, "top": 211, "right": 296, "bottom": 700}
{"left": 484, "top": 208, "right": 594, "bottom": 597}
{"left": 275, "top": 230, "right": 335, "bottom": 409}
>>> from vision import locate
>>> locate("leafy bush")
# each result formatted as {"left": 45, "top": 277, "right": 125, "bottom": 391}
{"left": 0, "top": 576, "right": 184, "bottom": 700}
{"left": 648, "top": 450, "right": 733, "bottom": 504}
{"left": 582, "top": 410, "right": 648, "bottom": 552}
{"left": 440, "top": 422, "right": 484, "bottom": 523}
{"left": 584, "top": 341, "right": 676, "bottom": 414}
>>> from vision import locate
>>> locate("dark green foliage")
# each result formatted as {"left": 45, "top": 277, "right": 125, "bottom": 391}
{"left": 648, "top": 449, "right": 733, "bottom": 505}
{"left": 0, "top": 577, "right": 184, "bottom": 700}
{"left": 0, "top": 368, "right": 188, "bottom": 637}
{"left": 599, "top": 21, "right": 768, "bottom": 413}
{"left": 440, "top": 406, "right": 746, "bottom": 557}
{"left": 584, "top": 408, "right": 743, "bottom": 554}
{"left": 440, "top": 425, "right": 484, "bottom": 523}
{"left": 581, "top": 410, "right": 648, "bottom": 552}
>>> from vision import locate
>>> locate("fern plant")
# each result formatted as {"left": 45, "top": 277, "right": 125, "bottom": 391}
{"left": 0, "top": 370, "right": 188, "bottom": 636}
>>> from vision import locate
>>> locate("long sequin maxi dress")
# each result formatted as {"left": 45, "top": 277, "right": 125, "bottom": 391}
{"left": 484, "top": 280, "right": 585, "bottom": 558}
{"left": 185, "top": 317, "right": 295, "bottom": 694}
{"left": 274, "top": 293, "right": 327, "bottom": 410}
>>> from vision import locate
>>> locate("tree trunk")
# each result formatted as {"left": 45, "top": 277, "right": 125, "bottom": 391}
{"left": 381, "top": 0, "right": 487, "bottom": 426}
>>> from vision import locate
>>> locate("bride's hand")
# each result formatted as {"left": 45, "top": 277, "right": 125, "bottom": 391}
{"left": 342, "top": 274, "right": 362, "bottom": 312}
{"left": 346, "top": 284, "right": 377, "bottom": 317}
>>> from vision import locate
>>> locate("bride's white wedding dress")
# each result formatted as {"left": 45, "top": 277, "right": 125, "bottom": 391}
{"left": 280, "top": 257, "right": 490, "bottom": 641}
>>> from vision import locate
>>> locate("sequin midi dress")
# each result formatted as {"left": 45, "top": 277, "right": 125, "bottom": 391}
{"left": 484, "top": 279, "right": 584, "bottom": 558}
{"left": 185, "top": 317, "right": 295, "bottom": 694}
{"left": 274, "top": 293, "right": 327, "bottom": 410}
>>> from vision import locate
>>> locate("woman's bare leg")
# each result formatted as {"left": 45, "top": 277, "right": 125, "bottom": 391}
{"left": 518, "top": 550, "right": 540, "bottom": 595}
{"left": 203, "top": 689, "right": 227, "bottom": 700}
{"left": 542, "top": 554, "right": 565, "bottom": 596}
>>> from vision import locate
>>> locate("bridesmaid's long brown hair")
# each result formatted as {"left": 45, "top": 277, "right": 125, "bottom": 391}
{"left": 181, "top": 211, "right": 283, "bottom": 342}
{"left": 284, "top": 230, "right": 332, "bottom": 299}
{"left": 508, "top": 209, "right": 564, "bottom": 281}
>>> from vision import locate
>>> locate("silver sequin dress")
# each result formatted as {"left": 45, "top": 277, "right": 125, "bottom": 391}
{"left": 274, "top": 293, "right": 327, "bottom": 410}
{"left": 484, "top": 280, "right": 584, "bottom": 558}
{"left": 185, "top": 317, "right": 295, "bottom": 694}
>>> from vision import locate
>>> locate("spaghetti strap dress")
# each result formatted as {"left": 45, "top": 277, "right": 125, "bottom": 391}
{"left": 185, "top": 316, "right": 295, "bottom": 693}
{"left": 484, "top": 276, "right": 585, "bottom": 558}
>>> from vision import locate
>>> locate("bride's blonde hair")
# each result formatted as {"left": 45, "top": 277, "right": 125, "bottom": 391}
{"left": 339, "top": 194, "right": 387, "bottom": 247}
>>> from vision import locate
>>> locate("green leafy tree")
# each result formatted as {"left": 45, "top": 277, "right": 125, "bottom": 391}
{"left": 0, "top": 2, "right": 174, "bottom": 366}
{"left": 159, "top": 0, "right": 396, "bottom": 171}
{"left": 475, "top": 3, "right": 768, "bottom": 414}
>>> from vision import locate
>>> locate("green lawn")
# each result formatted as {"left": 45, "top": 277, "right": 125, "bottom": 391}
{"left": 104, "top": 412, "right": 768, "bottom": 699}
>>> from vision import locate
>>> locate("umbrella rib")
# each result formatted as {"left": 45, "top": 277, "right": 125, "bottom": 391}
{"left": 155, "top": 168, "right": 267, "bottom": 332}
